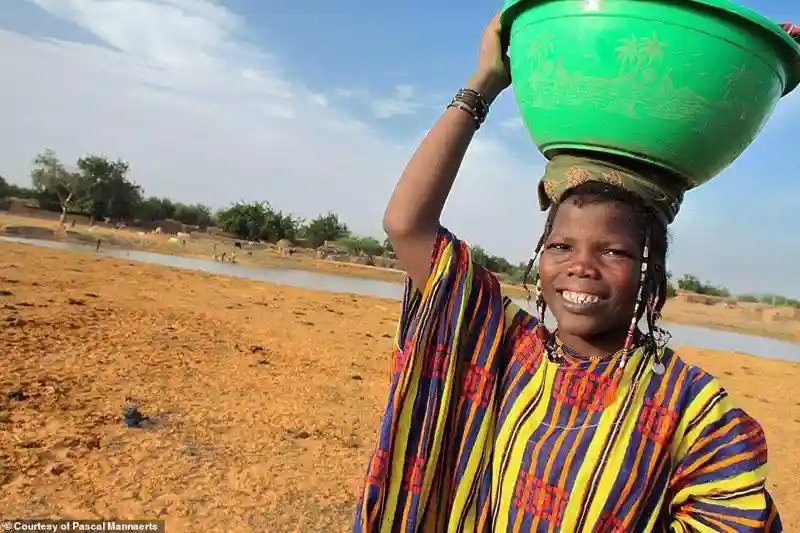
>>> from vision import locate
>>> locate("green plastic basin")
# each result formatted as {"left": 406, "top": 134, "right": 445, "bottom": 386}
{"left": 500, "top": 0, "right": 800, "bottom": 188}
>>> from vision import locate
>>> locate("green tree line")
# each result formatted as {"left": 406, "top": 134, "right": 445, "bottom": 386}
{"left": 677, "top": 274, "right": 799, "bottom": 308}
{"left": 0, "top": 149, "right": 392, "bottom": 254}
{"left": 0, "top": 149, "right": 797, "bottom": 305}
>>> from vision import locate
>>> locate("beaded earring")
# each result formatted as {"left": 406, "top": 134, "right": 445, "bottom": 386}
{"left": 535, "top": 276, "right": 546, "bottom": 325}
{"left": 621, "top": 234, "right": 650, "bottom": 371}
{"left": 535, "top": 275, "right": 564, "bottom": 363}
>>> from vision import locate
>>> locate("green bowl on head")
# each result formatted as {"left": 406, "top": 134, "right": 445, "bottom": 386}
{"left": 499, "top": 0, "right": 800, "bottom": 188}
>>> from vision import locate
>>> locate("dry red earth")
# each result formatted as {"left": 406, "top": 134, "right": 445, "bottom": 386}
{"left": 2, "top": 241, "right": 799, "bottom": 531}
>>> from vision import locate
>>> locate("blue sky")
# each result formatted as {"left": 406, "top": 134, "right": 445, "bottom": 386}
{"left": 0, "top": 0, "right": 798, "bottom": 297}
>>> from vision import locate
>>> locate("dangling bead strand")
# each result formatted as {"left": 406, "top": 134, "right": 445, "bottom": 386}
{"left": 621, "top": 237, "right": 650, "bottom": 370}
{"left": 535, "top": 276, "right": 562, "bottom": 363}
{"left": 535, "top": 276, "right": 546, "bottom": 325}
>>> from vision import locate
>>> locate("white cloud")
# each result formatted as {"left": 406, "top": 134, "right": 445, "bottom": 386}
{"left": 500, "top": 117, "right": 524, "bottom": 130}
{"left": 370, "top": 84, "right": 426, "bottom": 119}
{"left": 0, "top": 0, "right": 544, "bottom": 264}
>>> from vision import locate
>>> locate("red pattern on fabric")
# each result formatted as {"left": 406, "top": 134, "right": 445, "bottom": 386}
{"left": 367, "top": 448, "right": 390, "bottom": 485}
{"left": 597, "top": 514, "right": 626, "bottom": 533}
{"left": 512, "top": 470, "right": 568, "bottom": 525}
{"left": 741, "top": 417, "right": 769, "bottom": 465}
{"left": 401, "top": 456, "right": 426, "bottom": 494}
{"left": 463, "top": 363, "right": 494, "bottom": 408}
{"left": 637, "top": 399, "right": 679, "bottom": 445}
{"left": 393, "top": 339, "right": 415, "bottom": 376}
{"left": 510, "top": 328, "right": 545, "bottom": 375}
{"left": 422, "top": 345, "right": 448, "bottom": 380}
{"left": 553, "top": 370, "right": 613, "bottom": 411}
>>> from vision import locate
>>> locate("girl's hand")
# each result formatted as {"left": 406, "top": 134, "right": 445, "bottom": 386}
{"left": 468, "top": 12, "right": 512, "bottom": 104}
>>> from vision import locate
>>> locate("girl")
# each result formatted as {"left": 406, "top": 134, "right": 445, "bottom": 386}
{"left": 353, "top": 13, "right": 786, "bottom": 532}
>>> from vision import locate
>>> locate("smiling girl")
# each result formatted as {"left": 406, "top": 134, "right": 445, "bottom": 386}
{"left": 352, "top": 13, "right": 783, "bottom": 533}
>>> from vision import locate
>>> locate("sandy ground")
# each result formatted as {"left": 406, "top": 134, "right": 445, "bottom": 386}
{"left": 1, "top": 241, "right": 798, "bottom": 531}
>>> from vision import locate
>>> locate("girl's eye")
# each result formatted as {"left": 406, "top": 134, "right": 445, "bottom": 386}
{"left": 547, "top": 243, "right": 570, "bottom": 252}
{"left": 603, "top": 249, "right": 630, "bottom": 258}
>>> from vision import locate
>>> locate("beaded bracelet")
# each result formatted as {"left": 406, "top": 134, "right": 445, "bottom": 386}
{"left": 447, "top": 88, "right": 490, "bottom": 130}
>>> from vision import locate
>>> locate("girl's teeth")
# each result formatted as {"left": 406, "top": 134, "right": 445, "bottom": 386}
{"left": 563, "top": 291, "right": 600, "bottom": 305}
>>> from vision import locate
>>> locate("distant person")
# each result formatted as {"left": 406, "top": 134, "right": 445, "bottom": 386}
{"left": 352, "top": 13, "right": 785, "bottom": 532}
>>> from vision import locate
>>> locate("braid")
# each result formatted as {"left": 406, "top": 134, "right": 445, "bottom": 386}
{"left": 521, "top": 227, "right": 550, "bottom": 303}
{"left": 643, "top": 214, "right": 671, "bottom": 356}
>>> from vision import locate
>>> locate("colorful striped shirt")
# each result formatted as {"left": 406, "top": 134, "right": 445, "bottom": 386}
{"left": 352, "top": 227, "right": 781, "bottom": 532}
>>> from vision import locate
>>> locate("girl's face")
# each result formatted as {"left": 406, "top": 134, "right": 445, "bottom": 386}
{"left": 538, "top": 198, "right": 643, "bottom": 346}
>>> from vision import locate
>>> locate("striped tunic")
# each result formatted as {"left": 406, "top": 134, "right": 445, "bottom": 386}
{"left": 352, "top": 228, "right": 782, "bottom": 532}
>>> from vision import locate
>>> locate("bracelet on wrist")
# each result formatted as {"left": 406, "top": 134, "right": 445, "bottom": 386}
{"left": 446, "top": 88, "right": 489, "bottom": 130}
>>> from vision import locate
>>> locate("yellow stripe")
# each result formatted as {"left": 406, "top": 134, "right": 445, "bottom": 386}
{"left": 449, "top": 394, "right": 497, "bottom": 532}
{"left": 641, "top": 490, "right": 668, "bottom": 532}
{"left": 540, "top": 360, "right": 602, "bottom": 533}
{"left": 551, "top": 366, "right": 605, "bottom": 531}
{"left": 490, "top": 357, "right": 547, "bottom": 505}
{"left": 671, "top": 522, "right": 690, "bottom": 532}
{"left": 493, "top": 361, "right": 556, "bottom": 533}
{"left": 698, "top": 492, "right": 772, "bottom": 511}
{"left": 452, "top": 283, "right": 500, "bottom": 465}
{"left": 418, "top": 258, "right": 474, "bottom": 530}
{"left": 380, "top": 330, "right": 425, "bottom": 532}
{"left": 423, "top": 247, "right": 476, "bottom": 528}
{"left": 460, "top": 505, "right": 476, "bottom": 533}
{"left": 672, "top": 465, "right": 767, "bottom": 507}
{"left": 618, "top": 356, "right": 685, "bottom": 528}
{"left": 672, "top": 377, "right": 724, "bottom": 459}
{"left": 568, "top": 352, "right": 648, "bottom": 529}
{"left": 380, "top": 243, "right": 457, "bottom": 532}
{"left": 671, "top": 465, "right": 769, "bottom": 506}
{"left": 518, "top": 370, "right": 569, "bottom": 533}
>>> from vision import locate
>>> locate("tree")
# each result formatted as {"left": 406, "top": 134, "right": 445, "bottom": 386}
{"left": 136, "top": 196, "right": 176, "bottom": 222}
{"left": 488, "top": 255, "right": 514, "bottom": 274}
{"left": 215, "top": 201, "right": 270, "bottom": 240}
{"left": 77, "top": 155, "right": 142, "bottom": 222}
{"left": 173, "top": 203, "right": 213, "bottom": 228}
{"left": 214, "top": 201, "right": 301, "bottom": 242}
{"left": 0, "top": 175, "right": 38, "bottom": 200}
{"left": 301, "top": 212, "right": 349, "bottom": 248}
{"left": 677, "top": 274, "right": 702, "bottom": 293}
{"left": 506, "top": 261, "right": 536, "bottom": 285}
{"left": 337, "top": 235, "right": 384, "bottom": 256}
{"left": 677, "top": 273, "right": 730, "bottom": 298}
{"left": 383, "top": 237, "right": 394, "bottom": 255}
{"left": 357, "top": 237, "right": 384, "bottom": 257}
{"left": 258, "top": 210, "right": 303, "bottom": 243}
{"left": 738, "top": 293, "right": 799, "bottom": 308}
{"left": 470, "top": 246, "right": 490, "bottom": 268}
{"left": 30, "top": 149, "right": 83, "bottom": 225}
{"left": 469, "top": 245, "right": 516, "bottom": 275}
{"left": 666, "top": 271, "right": 677, "bottom": 298}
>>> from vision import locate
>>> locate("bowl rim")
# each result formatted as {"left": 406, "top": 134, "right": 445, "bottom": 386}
{"left": 499, "top": 0, "right": 800, "bottom": 96}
